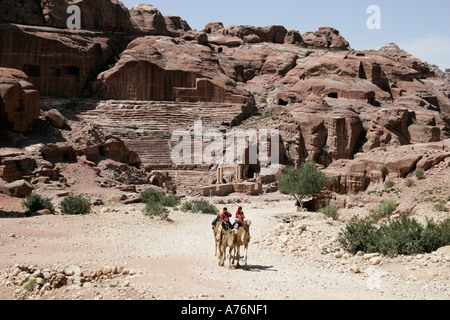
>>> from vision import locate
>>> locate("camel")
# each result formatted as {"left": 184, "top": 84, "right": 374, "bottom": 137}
{"left": 212, "top": 216, "right": 221, "bottom": 256}
{"left": 233, "top": 220, "right": 251, "bottom": 270}
{"left": 218, "top": 228, "right": 239, "bottom": 268}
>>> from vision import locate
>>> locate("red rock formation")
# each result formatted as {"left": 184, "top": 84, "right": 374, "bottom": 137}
{"left": 1, "top": 179, "right": 33, "bottom": 198}
{"left": 71, "top": 99, "right": 253, "bottom": 169}
{"left": 324, "top": 140, "right": 450, "bottom": 194}
{"left": 129, "top": 4, "right": 168, "bottom": 35}
{"left": 0, "top": 0, "right": 138, "bottom": 33}
{"left": 93, "top": 36, "right": 254, "bottom": 107}
{"left": 0, "top": 68, "right": 40, "bottom": 132}
{"left": 204, "top": 22, "right": 225, "bottom": 34}
{"left": 164, "top": 16, "right": 191, "bottom": 35}
{"left": 302, "top": 27, "right": 349, "bottom": 49}
{"left": 0, "top": 155, "right": 38, "bottom": 183}
{"left": 222, "top": 25, "right": 289, "bottom": 44}
{"left": 0, "top": 23, "right": 130, "bottom": 98}
{"left": 1, "top": 1, "right": 449, "bottom": 198}
{"left": 204, "top": 23, "right": 303, "bottom": 46}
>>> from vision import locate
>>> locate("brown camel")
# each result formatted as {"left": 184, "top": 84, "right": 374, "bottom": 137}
{"left": 212, "top": 217, "right": 221, "bottom": 256}
{"left": 218, "top": 228, "right": 239, "bottom": 268}
{"left": 233, "top": 220, "right": 251, "bottom": 270}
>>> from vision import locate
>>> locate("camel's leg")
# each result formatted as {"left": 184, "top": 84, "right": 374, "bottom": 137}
{"left": 228, "top": 247, "right": 233, "bottom": 269}
{"left": 218, "top": 245, "right": 225, "bottom": 266}
{"left": 232, "top": 247, "right": 237, "bottom": 265}
{"left": 235, "top": 246, "right": 241, "bottom": 268}
{"left": 244, "top": 244, "right": 248, "bottom": 270}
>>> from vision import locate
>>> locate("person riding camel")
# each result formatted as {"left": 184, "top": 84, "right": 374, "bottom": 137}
{"left": 234, "top": 206, "right": 245, "bottom": 228}
{"left": 216, "top": 207, "right": 233, "bottom": 242}
{"left": 220, "top": 207, "right": 233, "bottom": 231}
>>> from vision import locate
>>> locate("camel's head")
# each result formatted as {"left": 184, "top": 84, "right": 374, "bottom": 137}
{"left": 244, "top": 220, "right": 251, "bottom": 226}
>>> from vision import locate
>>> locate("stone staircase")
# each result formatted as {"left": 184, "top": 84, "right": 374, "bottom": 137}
{"left": 71, "top": 100, "right": 247, "bottom": 169}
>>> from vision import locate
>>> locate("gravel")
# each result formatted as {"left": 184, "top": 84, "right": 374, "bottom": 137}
{"left": 0, "top": 197, "right": 448, "bottom": 300}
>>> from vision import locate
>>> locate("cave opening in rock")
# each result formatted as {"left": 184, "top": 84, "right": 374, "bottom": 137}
{"left": 23, "top": 64, "right": 41, "bottom": 77}
{"left": 98, "top": 146, "right": 106, "bottom": 157}
{"left": 328, "top": 92, "right": 338, "bottom": 99}
{"left": 50, "top": 67, "right": 61, "bottom": 76}
{"left": 63, "top": 66, "right": 80, "bottom": 77}
{"left": 278, "top": 99, "right": 288, "bottom": 106}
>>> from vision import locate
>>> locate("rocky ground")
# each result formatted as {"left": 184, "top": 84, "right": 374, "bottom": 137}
{"left": 0, "top": 190, "right": 448, "bottom": 300}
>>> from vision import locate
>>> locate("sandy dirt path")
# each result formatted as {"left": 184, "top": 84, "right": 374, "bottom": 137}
{"left": 0, "top": 197, "right": 448, "bottom": 300}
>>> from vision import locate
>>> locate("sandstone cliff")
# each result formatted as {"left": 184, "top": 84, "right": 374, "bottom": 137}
{"left": 0, "top": 1, "right": 449, "bottom": 201}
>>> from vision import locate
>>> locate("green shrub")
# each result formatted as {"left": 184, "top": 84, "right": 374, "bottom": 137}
{"left": 434, "top": 201, "right": 447, "bottom": 212}
{"left": 141, "top": 188, "right": 165, "bottom": 204}
{"left": 22, "top": 194, "right": 55, "bottom": 214}
{"left": 143, "top": 202, "right": 169, "bottom": 218}
{"left": 338, "top": 216, "right": 379, "bottom": 254}
{"left": 191, "top": 200, "right": 219, "bottom": 214}
{"left": 140, "top": 188, "right": 179, "bottom": 207}
{"left": 338, "top": 216, "right": 450, "bottom": 256}
{"left": 259, "top": 97, "right": 267, "bottom": 104}
{"left": 404, "top": 178, "right": 414, "bottom": 188}
{"left": 161, "top": 194, "right": 180, "bottom": 207}
{"left": 375, "top": 216, "right": 425, "bottom": 256}
{"left": 320, "top": 204, "right": 339, "bottom": 220}
{"left": 415, "top": 169, "right": 425, "bottom": 180}
{"left": 384, "top": 180, "right": 395, "bottom": 189}
{"left": 61, "top": 196, "right": 91, "bottom": 215}
{"left": 181, "top": 201, "right": 193, "bottom": 212}
{"left": 373, "top": 200, "right": 398, "bottom": 220}
{"left": 418, "top": 218, "right": 450, "bottom": 253}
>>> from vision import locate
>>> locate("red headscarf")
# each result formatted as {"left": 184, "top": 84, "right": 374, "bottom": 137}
{"left": 236, "top": 206, "right": 244, "bottom": 220}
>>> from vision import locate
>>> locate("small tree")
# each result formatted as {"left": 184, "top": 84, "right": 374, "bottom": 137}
{"left": 278, "top": 162, "right": 325, "bottom": 208}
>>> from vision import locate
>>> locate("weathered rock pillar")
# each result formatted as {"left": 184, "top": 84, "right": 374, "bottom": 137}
{"left": 236, "top": 165, "right": 243, "bottom": 182}
{"left": 217, "top": 167, "right": 224, "bottom": 184}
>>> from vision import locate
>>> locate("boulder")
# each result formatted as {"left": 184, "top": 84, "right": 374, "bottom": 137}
{"left": 384, "top": 154, "right": 423, "bottom": 178}
{"left": 207, "top": 34, "right": 243, "bottom": 47}
{"left": 164, "top": 15, "right": 191, "bottom": 35}
{"left": 44, "top": 109, "right": 67, "bottom": 129}
{"left": 416, "top": 153, "right": 450, "bottom": 171}
{"left": 203, "top": 22, "right": 225, "bottom": 34}
{"left": 35, "top": 209, "right": 52, "bottom": 215}
{"left": 302, "top": 27, "right": 349, "bottom": 49}
{"left": 221, "top": 25, "right": 288, "bottom": 44}
{"left": 129, "top": 4, "right": 169, "bottom": 35}
{"left": 374, "top": 108, "right": 410, "bottom": 143}
{"left": 260, "top": 52, "right": 299, "bottom": 76}
{"left": 0, "top": 156, "right": 38, "bottom": 183}
{"left": 1, "top": 179, "right": 33, "bottom": 198}
{"left": 0, "top": 68, "right": 40, "bottom": 133}
{"left": 284, "top": 30, "right": 303, "bottom": 45}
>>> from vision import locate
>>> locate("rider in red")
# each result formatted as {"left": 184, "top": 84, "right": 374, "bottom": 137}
{"left": 235, "top": 206, "right": 245, "bottom": 228}
{"left": 220, "top": 207, "right": 233, "bottom": 231}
